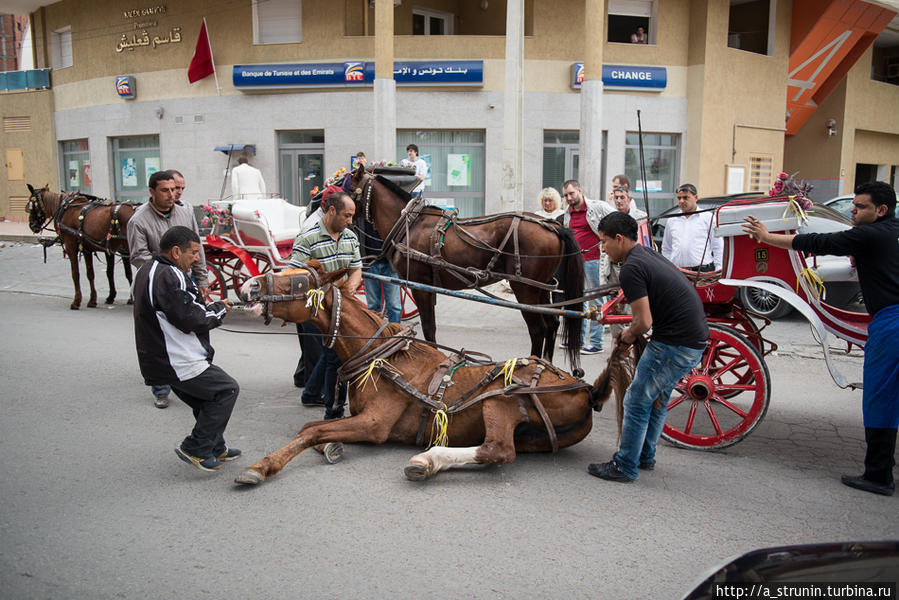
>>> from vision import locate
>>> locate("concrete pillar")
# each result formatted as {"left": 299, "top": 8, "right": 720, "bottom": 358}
{"left": 579, "top": 0, "right": 604, "bottom": 199}
{"left": 374, "top": 1, "right": 396, "bottom": 163}
{"left": 500, "top": 0, "right": 524, "bottom": 212}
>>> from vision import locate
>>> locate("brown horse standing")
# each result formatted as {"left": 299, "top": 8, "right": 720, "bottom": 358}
{"left": 234, "top": 264, "right": 604, "bottom": 486}
{"left": 348, "top": 166, "right": 585, "bottom": 371}
{"left": 26, "top": 184, "right": 135, "bottom": 309}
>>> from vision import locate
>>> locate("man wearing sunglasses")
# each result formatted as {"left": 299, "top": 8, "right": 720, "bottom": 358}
{"left": 662, "top": 183, "right": 723, "bottom": 272}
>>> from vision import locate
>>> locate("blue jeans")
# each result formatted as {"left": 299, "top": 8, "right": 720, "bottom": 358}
{"left": 302, "top": 347, "right": 347, "bottom": 420}
{"left": 152, "top": 384, "right": 171, "bottom": 397}
{"left": 364, "top": 261, "right": 402, "bottom": 323}
{"left": 613, "top": 340, "right": 704, "bottom": 479}
{"left": 582, "top": 258, "right": 604, "bottom": 349}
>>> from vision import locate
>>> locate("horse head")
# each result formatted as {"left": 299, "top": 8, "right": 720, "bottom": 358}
{"left": 25, "top": 184, "right": 52, "bottom": 233}
{"left": 240, "top": 260, "right": 350, "bottom": 325}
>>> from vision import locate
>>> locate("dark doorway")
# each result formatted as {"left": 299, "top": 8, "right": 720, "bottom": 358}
{"left": 854, "top": 163, "right": 879, "bottom": 187}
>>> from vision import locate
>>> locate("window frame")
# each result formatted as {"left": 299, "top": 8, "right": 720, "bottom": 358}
{"left": 727, "top": 0, "right": 776, "bottom": 57}
{"left": 748, "top": 153, "right": 774, "bottom": 193}
{"left": 51, "top": 26, "right": 73, "bottom": 70}
{"left": 607, "top": 0, "right": 656, "bottom": 45}
{"left": 412, "top": 6, "right": 454, "bottom": 36}
{"left": 253, "top": 0, "right": 302, "bottom": 45}
{"left": 59, "top": 139, "right": 91, "bottom": 195}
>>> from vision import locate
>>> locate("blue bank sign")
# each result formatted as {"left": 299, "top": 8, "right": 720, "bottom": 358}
{"left": 233, "top": 60, "right": 482, "bottom": 89}
{"left": 571, "top": 63, "right": 667, "bottom": 91}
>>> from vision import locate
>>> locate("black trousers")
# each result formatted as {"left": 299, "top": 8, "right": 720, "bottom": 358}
{"left": 294, "top": 322, "right": 323, "bottom": 387}
{"left": 170, "top": 364, "right": 239, "bottom": 459}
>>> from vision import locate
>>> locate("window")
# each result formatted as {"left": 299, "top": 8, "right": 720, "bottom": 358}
{"left": 278, "top": 130, "right": 324, "bottom": 206}
{"left": 396, "top": 130, "right": 484, "bottom": 217}
{"left": 111, "top": 135, "right": 160, "bottom": 203}
{"left": 624, "top": 132, "right": 679, "bottom": 215}
{"left": 253, "top": 0, "right": 302, "bottom": 44}
{"left": 608, "top": 0, "right": 654, "bottom": 44}
{"left": 51, "top": 26, "right": 72, "bottom": 69}
{"left": 542, "top": 131, "right": 581, "bottom": 191}
{"left": 727, "top": 0, "right": 774, "bottom": 56}
{"left": 412, "top": 7, "right": 453, "bottom": 36}
{"left": 870, "top": 28, "right": 899, "bottom": 86}
{"left": 60, "top": 139, "right": 91, "bottom": 194}
{"left": 748, "top": 153, "right": 773, "bottom": 192}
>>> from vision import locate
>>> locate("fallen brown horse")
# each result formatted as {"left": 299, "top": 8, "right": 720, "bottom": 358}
{"left": 26, "top": 184, "right": 135, "bottom": 309}
{"left": 348, "top": 165, "right": 585, "bottom": 371}
{"left": 235, "top": 262, "right": 605, "bottom": 486}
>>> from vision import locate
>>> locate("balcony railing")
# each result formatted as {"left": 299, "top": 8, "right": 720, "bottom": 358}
{"left": 0, "top": 68, "right": 51, "bottom": 92}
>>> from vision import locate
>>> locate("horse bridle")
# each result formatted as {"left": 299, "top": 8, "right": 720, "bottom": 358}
{"left": 255, "top": 267, "right": 342, "bottom": 349}
{"left": 351, "top": 171, "right": 376, "bottom": 224}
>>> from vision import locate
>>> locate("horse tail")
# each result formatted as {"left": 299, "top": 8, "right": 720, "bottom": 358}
{"left": 556, "top": 226, "right": 585, "bottom": 372}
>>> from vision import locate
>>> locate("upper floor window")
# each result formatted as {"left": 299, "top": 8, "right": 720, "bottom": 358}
{"left": 870, "top": 21, "right": 899, "bottom": 86}
{"left": 413, "top": 7, "right": 453, "bottom": 35}
{"left": 727, "top": 0, "right": 775, "bottom": 56}
{"left": 51, "top": 26, "right": 72, "bottom": 69}
{"left": 253, "top": 0, "right": 302, "bottom": 45}
{"left": 608, "top": 0, "right": 655, "bottom": 45}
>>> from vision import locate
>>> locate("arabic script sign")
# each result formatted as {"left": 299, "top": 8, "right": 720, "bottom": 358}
{"left": 232, "top": 61, "right": 483, "bottom": 89}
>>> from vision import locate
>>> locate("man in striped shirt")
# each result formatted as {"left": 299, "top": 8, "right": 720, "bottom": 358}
{"left": 289, "top": 191, "right": 362, "bottom": 421}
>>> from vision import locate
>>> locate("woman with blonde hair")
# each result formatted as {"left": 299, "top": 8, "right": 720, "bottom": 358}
{"left": 534, "top": 187, "right": 564, "bottom": 219}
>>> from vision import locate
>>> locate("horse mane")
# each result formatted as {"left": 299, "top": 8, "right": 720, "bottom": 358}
{"left": 374, "top": 175, "right": 412, "bottom": 203}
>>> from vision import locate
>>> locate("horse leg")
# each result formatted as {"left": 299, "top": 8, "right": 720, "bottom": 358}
{"left": 123, "top": 257, "right": 134, "bottom": 305}
{"left": 235, "top": 404, "right": 407, "bottom": 485}
{"left": 509, "top": 284, "right": 548, "bottom": 360}
{"left": 404, "top": 400, "right": 520, "bottom": 480}
{"left": 66, "top": 240, "right": 82, "bottom": 310}
{"left": 105, "top": 252, "right": 117, "bottom": 304}
{"left": 412, "top": 290, "right": 437, "bottom": 342}
{"left": 83, "top": 250, "right": 98, "bottom": 308}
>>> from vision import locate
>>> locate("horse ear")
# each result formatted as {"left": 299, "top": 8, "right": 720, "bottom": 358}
{"left": 322, "top": 267, "right": 351, "bottom": 286}
{"left": 27, "top": 183, "right": 34, "bottom": 194}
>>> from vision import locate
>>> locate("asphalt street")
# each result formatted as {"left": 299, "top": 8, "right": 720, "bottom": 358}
{"left": 0, "top": 241, "right": 895, "bottom": 600}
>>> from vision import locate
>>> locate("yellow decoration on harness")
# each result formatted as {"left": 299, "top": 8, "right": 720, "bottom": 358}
{"left": 500, "top": 358, "right": 521, "bottom": 387}
{"left": 796, "top": 266, "right": 826, "bottom": 302}
{"left": 352, "top": 358, "right": 398, "bottom": 392}
{"left": 305, "top": 288, "right": 325, "bottom": 312}
{"left": 782, "top": 195, "right": 809, "bottom": 227}
{"left": 429, "top": 408, "right": 449, "bottom": 448}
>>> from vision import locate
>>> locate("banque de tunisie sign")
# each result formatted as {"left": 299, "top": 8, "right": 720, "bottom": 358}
{"left": 571, "top": 63, "right": 667, "bottom": 91}
{"left": 232, "top": 61, "right": 483, "bottom": 89}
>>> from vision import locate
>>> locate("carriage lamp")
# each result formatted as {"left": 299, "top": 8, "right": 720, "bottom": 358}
{"left": 825, "top": 118, "right": 837, "bottom": 137}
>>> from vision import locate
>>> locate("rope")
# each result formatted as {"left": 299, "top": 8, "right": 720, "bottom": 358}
{"left": 796, "top": 266, "right": 826, "bottom": 302}
{"left": 305, "top": 288, "right": 325, "bottom": 312}
{"left": 782, "top": 196, "right": 809, "bottom": 227}
{"left": 429, "top": 408, "right": 449, "bottom": 448}
{"left": 352, "top": 358, "right": 399, "bottom": 392}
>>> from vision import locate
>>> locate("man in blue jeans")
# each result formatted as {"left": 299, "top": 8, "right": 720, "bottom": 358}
{"left": 587, "top": 212, "right": 708, "bottom": 483}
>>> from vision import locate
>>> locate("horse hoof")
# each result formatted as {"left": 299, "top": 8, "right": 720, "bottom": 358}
{"left": 404, "top": 457, "right": 433, "bottom": 481}
{"left": 323, "top": 443, "right": 344, "bottom": 464}
{"left": 234, "top": 468, "right": 265, "bottom": 485}
{"left": 127, "top": 298, "right": 134, "bottom": 305}
{"left": 87, "top": 301, "right": 97, "bottom": 308}
{"left": 105, "top": 297, "right": 115, "bottom": 305}
{"left": 70, "top": 304, "right": 80, "bottom": 310}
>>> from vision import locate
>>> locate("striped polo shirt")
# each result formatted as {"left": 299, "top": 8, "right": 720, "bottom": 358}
{"left": 289, "top": 221, "right": 362, "bottom": 272}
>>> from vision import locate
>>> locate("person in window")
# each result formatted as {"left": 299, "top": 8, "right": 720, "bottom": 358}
{"left": 661, "top": 183, "right": 723, "bottom": 272}
{"left": 631, "top": 26, "right": 648, "bottom": 44}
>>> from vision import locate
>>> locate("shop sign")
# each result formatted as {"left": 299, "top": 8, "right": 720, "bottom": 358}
{"left": 232, "top": 60, "right": 483, "bottom": 89}
{"left": 570, "top": 63, "right": 666, "bottom": 91}
{"left": 116, "top": 75, "right": 136, "bottom": 99}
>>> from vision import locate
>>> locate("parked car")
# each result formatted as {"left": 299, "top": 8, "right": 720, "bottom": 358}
{"left": 821, "top": 193, "right": 854, "bottom": 220}
{"left": 650, "top": 194, "right": 862, "bottom": 319}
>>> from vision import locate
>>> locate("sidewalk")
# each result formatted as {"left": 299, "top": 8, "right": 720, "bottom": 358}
{"left": 0, "top": 220, "right": 38, "bottom": 243}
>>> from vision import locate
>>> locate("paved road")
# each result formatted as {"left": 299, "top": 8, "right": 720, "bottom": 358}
{"left": 0, "top": 241, "right": 895, "bottom": 600}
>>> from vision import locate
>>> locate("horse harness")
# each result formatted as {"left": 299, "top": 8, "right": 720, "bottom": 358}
{"left": 352, "top": 172, "right": 561, "bottom": 291}
{"left": 27, "top": 188, "right": 133, "bottom": 256}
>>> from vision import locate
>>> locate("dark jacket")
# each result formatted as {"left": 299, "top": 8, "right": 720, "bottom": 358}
{"left": 132, "top": 254, "right": 228, "bottom": 385}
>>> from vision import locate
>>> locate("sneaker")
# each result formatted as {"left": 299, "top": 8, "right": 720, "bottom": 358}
{"left": 154, "top": 394, "right": 169, "bottom": 409}
{"left": 218, "top": 447, "right": 242, "bottom": 462}
{"left": 301, "top": 397, "right": 325, "bottom": 407}
{"left": 558, "top": 341, "right": 569, "bottom": 349}
{"left": 639, "top": 460, "right": 655, "bottom": 471}
{"left": 175, "top": 447, "right": 222, "bottom": 472}
{"left": 840, "top": 474, "right": 894, "bottom": 496}
{"left": 580, "top": 345, "right": 602, "bottom": 355}
{"left": 587, "top": 460, "right": 634, "bottom": 483}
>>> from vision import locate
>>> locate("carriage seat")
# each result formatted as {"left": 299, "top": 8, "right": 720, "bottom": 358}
{"left": 372, "top": 166, "right": 421, "bottom": 196}
{"left": 230, "top": 199, "right": 304, "bottom": 259}
{"left": 715, "top": 200, "right": 801, "bottom": 238}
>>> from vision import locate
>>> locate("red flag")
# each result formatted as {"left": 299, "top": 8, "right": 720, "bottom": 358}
{"left": 188, "top": 19, "right": 215, "bottom": 83}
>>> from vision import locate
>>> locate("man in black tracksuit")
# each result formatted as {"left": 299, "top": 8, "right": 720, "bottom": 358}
{"left": 132, "top": 226, "right": 240, "bottom": 472}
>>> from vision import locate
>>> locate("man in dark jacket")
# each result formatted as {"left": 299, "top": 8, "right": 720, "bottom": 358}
{"left": 743, "top": 181, "right": 899, "bottom": 496}
{"left": 132, "top": 226, "right": 240, "bottom": 472}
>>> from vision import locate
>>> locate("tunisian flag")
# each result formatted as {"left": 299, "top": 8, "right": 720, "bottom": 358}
{"left": 188, "top": 19, "right": 215, "bottom": 83}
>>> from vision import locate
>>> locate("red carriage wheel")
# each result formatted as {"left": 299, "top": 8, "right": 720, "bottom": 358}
{"left": 401, "top": 285, "right": 419, "bottom": 321}
{"left": 205, "top": 264, "right": 228, "bottom": 301}
{"left": 661, "top": 324, "right": 770, "bottom": 450}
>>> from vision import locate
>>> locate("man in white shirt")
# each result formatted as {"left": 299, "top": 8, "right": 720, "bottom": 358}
{"left": 230, "top": 157, "right": 266, "bottom": 200}
{"left": 661, "top": 183, "right": 723, "bottom": 272}
{"left": 401, "top": 144, "right": 428, "bottom": 196}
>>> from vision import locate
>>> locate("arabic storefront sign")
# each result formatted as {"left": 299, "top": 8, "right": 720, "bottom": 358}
{"left": 116, "top": 75, "right": 136, "bottom": 99}
{"left": 232, "top": 60, "right": 483, "bottom": 89}
{"left": 116, "top": 27, "right": 181, "bottom": 52}
{"left": 570, "top": 63, "right": 667, "bottom": 91}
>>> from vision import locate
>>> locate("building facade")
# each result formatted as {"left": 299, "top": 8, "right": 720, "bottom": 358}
{"left": 1, "top": 0, "right": 897, "bottom": 221}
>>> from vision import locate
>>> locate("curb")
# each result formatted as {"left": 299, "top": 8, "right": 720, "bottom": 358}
{"left": 0, "top": 234, "right": 39, "bottom": 244}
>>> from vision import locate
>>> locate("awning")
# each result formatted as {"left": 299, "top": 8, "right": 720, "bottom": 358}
{"left": 214, "top": 144, "right": 256, "bottom": 155}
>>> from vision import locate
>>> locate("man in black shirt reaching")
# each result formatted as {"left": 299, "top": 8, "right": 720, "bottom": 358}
{"left": 743, "top": 181, "right": 899, "bottom": 496}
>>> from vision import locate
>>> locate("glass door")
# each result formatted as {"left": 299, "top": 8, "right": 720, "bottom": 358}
{"left": 278, "top": 150, "right": 323, "bottom": 206}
